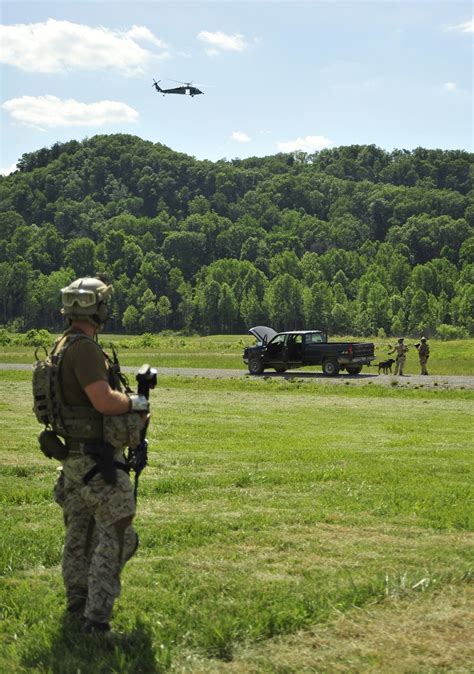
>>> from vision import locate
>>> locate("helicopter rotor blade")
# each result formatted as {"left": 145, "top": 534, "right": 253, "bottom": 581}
{"left": 165, "top": 78, "right": 213, "bottom": 86}
{"left": 162, "top": 77, "right": 214, "bottom": 90}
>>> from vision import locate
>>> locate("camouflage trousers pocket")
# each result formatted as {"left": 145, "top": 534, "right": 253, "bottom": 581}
{"left": 81, "top": 469, "right": 135, "bottom": 528}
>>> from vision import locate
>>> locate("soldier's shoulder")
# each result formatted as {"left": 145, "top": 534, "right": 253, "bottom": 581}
{"left": 65, "top": 336, "right": 104, "bottom": 362}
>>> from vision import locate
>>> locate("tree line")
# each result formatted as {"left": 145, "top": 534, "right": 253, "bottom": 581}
{"left": 0, "top": 134, "right": 472, "bottom": 336}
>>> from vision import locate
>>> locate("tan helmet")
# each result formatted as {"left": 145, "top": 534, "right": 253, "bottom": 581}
{"left": 61, "top": 277, "right": 113, "bottom": 327}
{"left": 420, "top": 336, "right": 427, "bottom": 342}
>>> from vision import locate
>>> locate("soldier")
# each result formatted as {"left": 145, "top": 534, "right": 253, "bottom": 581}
{"left": 46, "top": 277, "right": 149, "bottom": 635}
{"left": 389, "top": 338, "right": 409, "bottom": 375}
{"left": 416, "top": 336, "right": 430, "bottom": 375}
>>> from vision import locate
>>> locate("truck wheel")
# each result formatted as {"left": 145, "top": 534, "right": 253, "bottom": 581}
{"left": 322, "top": 359, "right": 340, "bottom": 376}
{"left": 346, "top": 366, "right": 362, "bottom": 375}
{"left": 248, "top": 359, "right": 264, "bottom": 375}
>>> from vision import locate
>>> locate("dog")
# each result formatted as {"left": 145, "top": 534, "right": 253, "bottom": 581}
{"left": 377, "top": 358, "right": 396, "bottom": 375}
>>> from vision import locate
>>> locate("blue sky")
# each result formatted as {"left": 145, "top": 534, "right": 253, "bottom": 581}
{"left": 1, "top": 1, "right": 472, "bottom": 174}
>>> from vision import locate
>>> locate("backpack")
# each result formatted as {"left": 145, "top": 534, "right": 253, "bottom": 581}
{"left": 32, "top": 333, "right": 103, "bottom": 443}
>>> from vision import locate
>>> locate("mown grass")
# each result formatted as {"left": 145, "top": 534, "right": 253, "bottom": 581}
{"left": 0, "top": 371, "right": 473, "bottom": 672}
{"left": 0, "top": 334, "right": 473, "bottom": 375}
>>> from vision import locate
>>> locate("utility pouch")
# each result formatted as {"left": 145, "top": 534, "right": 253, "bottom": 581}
{"left": 103, "top": 413, "right": 141, "bottom": 450}
{"left": 84, "top": 440, "right": 117, "bottom": 485}
{"left": 38, "top": 430, "right": 69, "bottom": 461}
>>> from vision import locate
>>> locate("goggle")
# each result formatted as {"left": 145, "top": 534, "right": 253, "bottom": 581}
{"left": 61, "top": 289, "right": 98, "bottom": 308}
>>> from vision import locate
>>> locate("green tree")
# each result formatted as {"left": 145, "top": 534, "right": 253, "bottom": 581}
{"left": 391, "top": 309, "right": 406, "bottom": 336}
{"left": 195, "top": 279, "right": 221, "bottom": 333}
{"left": 139, "top": 302, "right": 157, "bottom": 332}
{"left": 266, "top": 274, "right": 303, "bottom": 330}
{"left": 63, "top": 238, "right": 97, "bottom": 277}
{"left": 0, "top": 211, "right": 26, "bottom": 240}
{"left": 140, "top": 252, "right": 170, "bottom": 295}
{"left": 303, "top": 282, "right": 333, "bottom": 329}
{"left": 451, "top": 284, "right": 474, "bottom": 333}
{"left": 32, "top": 268, "right": 73, "bottom": 328}
{"left": 113, "top": 241, "right": 143, "bottom": 278}
{"left": 217, "top": 283, "right": 238, "bottom": 332}
{"left": 176, "top": 282, "right": 195, "bottom": 332}
{"left": 162, "top": 231, "right": 207, "bottom": 280}
{"left": 407, "top": 288, "right": 430, "bottom": 335}
{"left": 122, "top": 305, "right": 140, "bottom": 333}
{"left": 268, "top": 250, "right": 302, "bottom": 279}
{"left": 240, "top": 288, "right": 267, "bottom": 327}
{"left": 0, "top": 262, "right": 12, "bottom": 323}
{"left": 366, "top": 282, "right": 392, "bottom": 333}
{"left": 156, "top": 295, "right": 172, "bottom": 330}
{"left": 330, "top": 303, "right": 352, "bottom": 334}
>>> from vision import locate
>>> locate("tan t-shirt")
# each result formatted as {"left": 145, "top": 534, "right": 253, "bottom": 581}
{"left": 59, "top": 330, "right": 109, "bottom": 407}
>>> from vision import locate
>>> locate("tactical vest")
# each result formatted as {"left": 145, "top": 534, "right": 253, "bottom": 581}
{"left": 394, "top": 344, "right": 408, "bottom": 357}
{"left": 32, "top": 332, "right": 105, "bottom": 440}
{"left": 419, "top": 343, "right": 430, "bottom": 358}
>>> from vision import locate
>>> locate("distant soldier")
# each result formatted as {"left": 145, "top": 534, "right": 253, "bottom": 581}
{"left": 416, "top": 336, "right": 430, "bottom": 375}
{"left": 389, "top": 338, "right": 409, "bottom": 375}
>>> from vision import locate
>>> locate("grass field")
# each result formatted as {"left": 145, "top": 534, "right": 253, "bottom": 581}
{"left": 0, "top": 370, "right": 473, "bottom": 673}
{"left": 0, "top": 334, "right": 473, "bottom": 375}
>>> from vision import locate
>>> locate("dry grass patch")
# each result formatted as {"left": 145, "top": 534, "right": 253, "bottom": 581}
{"left": 180, "top": 583, "right": 474, "bottom": 673}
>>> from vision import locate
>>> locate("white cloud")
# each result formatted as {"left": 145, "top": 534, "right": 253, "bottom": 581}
{"left": 197, "top": 30, "right": 247, "bottom": 54}
{"left": 2, "top": 95, "right": 139, "bottom": 129}
{"left": 0, "top": 19, "right": 168, "bottom": 74}
{"left": 277, "top": 135, "right": 333, "bottom": 153}
{"left": 443, "top": 82, "right": 457, "bottom": 92}
{"left": 231, "top": 131, "right": 251, "bottom": 143}
{"left": 126, "top": 25, "right": 167, "bottom": 48}
{"left": 0, "top": 162, "right": 18, "bottom": 176}
{"left": 445, "top": 18, "right": 474, "bottom": 33}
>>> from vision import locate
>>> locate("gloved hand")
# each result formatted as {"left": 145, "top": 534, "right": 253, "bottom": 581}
{"left": 128, "top": 394, "right": 150, "bottom": 413}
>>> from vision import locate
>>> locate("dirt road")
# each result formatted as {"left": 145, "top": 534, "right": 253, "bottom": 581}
{"left": 3, "top": 363, "right": 473, "bottom": 389}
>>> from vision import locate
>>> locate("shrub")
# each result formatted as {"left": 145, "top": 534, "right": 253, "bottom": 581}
{"left": 436, "top": 323, "right": 469, "bottom": 340}
{"left": 138, "top": 333, "right": 157, "bottom": 348}
{"left": 19, "top": 329, "right": 53, "bottom": 348}
{"left": 0, "top": 329, "right": 11, "bottom": 346}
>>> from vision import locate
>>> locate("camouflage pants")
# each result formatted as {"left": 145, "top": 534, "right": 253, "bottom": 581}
{"left": 419, "top": 356, "right": 429, "bottom": 375}
{"left": 394, "top": 355, "right": 406, "bottom": 375}
{"left": 54, "top": 454, "right": 137, "bottom": 624}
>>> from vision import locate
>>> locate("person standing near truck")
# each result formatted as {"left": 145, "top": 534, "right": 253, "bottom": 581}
{"left": 389, "top": 338, "right": 409, "bottom": 376}
{"left": 416, "top": 336, "right": 430, "bottom": 375}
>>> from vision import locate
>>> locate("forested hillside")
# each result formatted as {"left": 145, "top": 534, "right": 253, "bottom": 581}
{"left": 0, "top": 134, "right": 472, "bottom": 336}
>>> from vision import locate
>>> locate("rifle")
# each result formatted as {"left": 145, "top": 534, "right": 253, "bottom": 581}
{"left": 126, "top": 364, "right": 157, "bottom": 501}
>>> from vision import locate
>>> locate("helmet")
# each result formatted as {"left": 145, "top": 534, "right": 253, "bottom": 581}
{"left": 420, "top": 336, "right": 427, "bottom": 342}
{"left": 398, "top": 338, "right": 404, "bottom": 343}
{"left": 61, "top": 277, "right": 113, "bottom": 327}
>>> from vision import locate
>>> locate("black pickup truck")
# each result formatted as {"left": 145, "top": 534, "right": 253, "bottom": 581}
{"left": 243, "top": 326, "right": 375, "bottom": 376}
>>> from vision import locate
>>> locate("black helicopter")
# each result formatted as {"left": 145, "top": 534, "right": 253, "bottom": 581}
{"left": 153, "top": 78, "right": 203, "bottom": 97}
